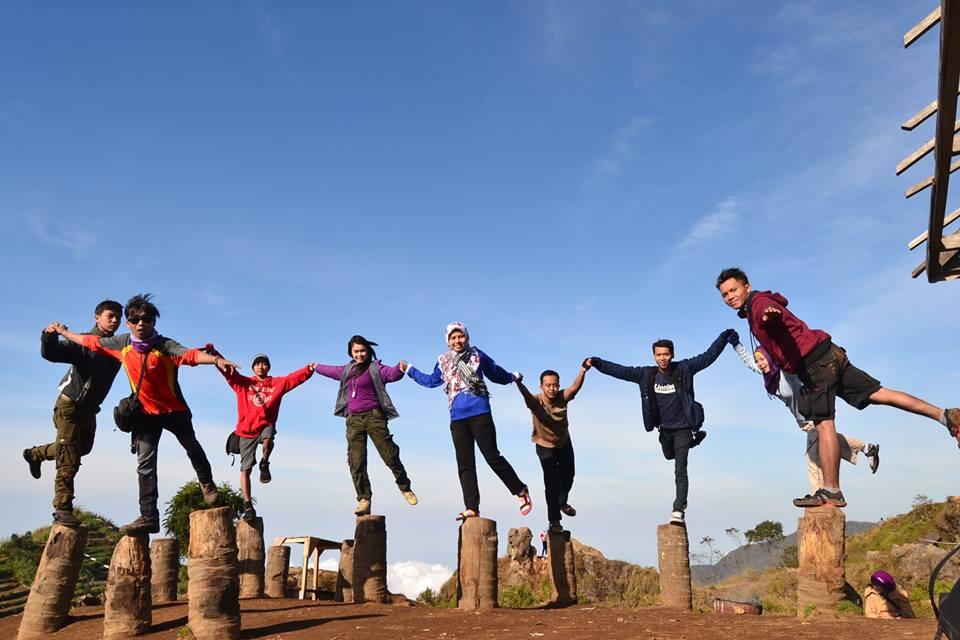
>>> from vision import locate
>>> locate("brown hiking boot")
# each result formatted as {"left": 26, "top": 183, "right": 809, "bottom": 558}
{"left": 945, "top": 408, "right": 960, "bottom": 441}
{"left": 201, "top": 482, "right": 221, "bottom": 506}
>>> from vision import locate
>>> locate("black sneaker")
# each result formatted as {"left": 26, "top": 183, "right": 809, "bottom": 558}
{"left": 865, "top": 443, "right": 880, "bottom": 474}
{"left": 690, "top": 430, "right": 707, "bottom": 448}
{"left": 259, "top": 459, "right": 272, "bottom": 484}
{"left": 548, "top": 521, "right": 563, "bottom": 533}
{"left": 23, "top": 449, "right": 41, "bottom": 480}
{"left": 200, "top": 482, "right": 221, "bottom": 506}
{"left": 119, "top": 515, "right": 160, "bottom": 535}
{"left": 560, "top": 504, "right": 577, "bottom": 517}
{"left": 241, "top": 506, "right": 257, "bottom": 522}
{"left": 793, "top": 488, "right": 846, "bottom": 508}
{"left": 52, "top": 510, "right": 81, "bottom": 528}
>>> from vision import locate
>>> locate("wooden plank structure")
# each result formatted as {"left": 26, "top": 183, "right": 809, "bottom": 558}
{"left": 272, "top": 536, "right": 340, "bottom": 600}
{"left": 900, "top": 1, "right": 960, "bottom": 282}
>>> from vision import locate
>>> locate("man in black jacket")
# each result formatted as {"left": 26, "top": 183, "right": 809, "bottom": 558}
{"left": 24, "top": 300, "right": 123, "bottom": 527}
{"left": 587, "top": 328, "right": 738, "bottom": 525}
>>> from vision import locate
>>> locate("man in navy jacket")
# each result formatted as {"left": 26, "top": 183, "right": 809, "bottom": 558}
{"left": 587, "top": 328, "right": 737, "bottom": 524}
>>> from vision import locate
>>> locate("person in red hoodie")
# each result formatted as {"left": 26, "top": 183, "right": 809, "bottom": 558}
{"left": 222, "top": 354, "right": 314, "bottom": 521}
{"left": 716, "top": 268, "right": 960, "bottom": 508}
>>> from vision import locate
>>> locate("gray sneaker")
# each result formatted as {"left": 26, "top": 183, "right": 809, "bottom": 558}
{"left": 120, "top": 515, "right": 160, "bottom": 535}
{"left": 201, "top": 482, "right": 221, "bottom": 506}
{"left": 793, "top": 488, "right": 846, "bottom": 508}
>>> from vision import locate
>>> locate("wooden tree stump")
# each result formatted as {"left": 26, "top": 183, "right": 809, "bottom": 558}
{"left": 17, "top": 523, "right": 88, "bottom": 640}
{"left": 236, "top": 516, "right": 265, "bottom": 599}
{"left": 103, "top": 533, "right": 152, "bottom": 639}
{"left": 797, "top": 506, "right": 845, "bottom": 618}
{"left": 457, "top": 517, "right": 498, "bottom": 610}
{"left": 334, "top": 540, "right": 355, "bottom": 603}
{"left": 265, "top": 545, "right": 290, "bottom": 598}
{"left": 656, "top": 523, "right": 692, "bottom": 610}
{"left": 352, "top": 516, "right": 388, "bottom": 604}
{"left": 546, "top": 529, "right": 577, "bottom": 607}
{"left": 187, "top": 507, "right": 240, "bottom": 640}
{"left": 150, "top": 538, "right": 179, "bottom": 604}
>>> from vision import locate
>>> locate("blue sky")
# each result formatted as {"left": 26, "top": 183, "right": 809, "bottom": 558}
{"left": 3, "top": 1, "right": 960, "bottom": 597}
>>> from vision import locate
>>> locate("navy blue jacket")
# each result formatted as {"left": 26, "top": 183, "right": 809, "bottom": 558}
{"left": 591, "top": 329, "right": 735, "bottom": 432}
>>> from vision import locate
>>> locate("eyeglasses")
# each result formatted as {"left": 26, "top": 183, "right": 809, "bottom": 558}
{"left": 127, "top": 316, "right": 156, "bottom": 325}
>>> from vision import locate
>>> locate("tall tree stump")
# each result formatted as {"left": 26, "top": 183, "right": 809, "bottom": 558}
{"left": 546, "top": 529, "right": 577, "bottom": 607}
{"left": 236, "top": 516, "right": 265, "bottom": 599}
{"left": 17, "top": 523, "right": 88, "bottom": 640}
{"left": 334, "top": 540, "right": 355, "bottom": 603}
{"left": 150, "top": 538, "right": 179, "bottom": 604}
{"left": 457, "top": 517, "right": 498, "bottom": 610}
{"left": 265, "top": 545, "right": 290, "bottom": 598}
{"left": 352, "top": 516, "right": 388, "bottom": 604}
{"left": 187, "top": 507, "right": 240, "bottom": 640}
{"left": 103, "top": 533, "right": 152, "bottom": 639}
{"left": 656, "top": 523, "right": 692, "bottom": 610}
{"left": 797, "top": 506, "right": 845, "bottom": 617}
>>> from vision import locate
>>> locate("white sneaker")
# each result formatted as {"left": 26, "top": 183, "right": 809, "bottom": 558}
{"left": 354, "top": 499, "right": 371, "bottom": 515}
{"left": 670, "top": 510, "right": 685, "bottom": 525}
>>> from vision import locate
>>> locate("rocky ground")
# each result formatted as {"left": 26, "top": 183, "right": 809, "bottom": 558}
{"left": 1, "top": 599, "right": 941, "bottom": 640}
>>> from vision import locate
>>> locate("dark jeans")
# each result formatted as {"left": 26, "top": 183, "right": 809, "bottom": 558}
{"left": 450, "top": 412, "right": 525, "bottom": 512}
{"left": 659, "top": 428, "right": 692, "bottom": 512}
{"left": 133, "top": 411, "right": 214, "bottom": 518}
{"left": 536, "top": 441, "right": 575, "bottom": 523}
{"left": 30, "top": 395, "right": 97, "bottom": 511}
{"left": 345, "top": 408, "right": 411, "bottom": 500}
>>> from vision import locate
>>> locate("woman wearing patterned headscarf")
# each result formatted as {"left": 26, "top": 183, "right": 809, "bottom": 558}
{"left": 732, "top": 341, "right": 879, "bottom": 500}
{"left": 401, "top": 322, "right": 532, "bottom": 521}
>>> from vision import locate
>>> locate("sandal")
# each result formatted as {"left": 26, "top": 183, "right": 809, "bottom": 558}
{"left": 518, "top": 487, "right": 533, "bottom": 516}
{"left": 455, "top": 509, "right": 478, "bottom": 521}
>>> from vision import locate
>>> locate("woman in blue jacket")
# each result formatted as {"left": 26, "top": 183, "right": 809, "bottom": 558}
{"left": 401, "top": 322, "right": 532, "bottom": 521}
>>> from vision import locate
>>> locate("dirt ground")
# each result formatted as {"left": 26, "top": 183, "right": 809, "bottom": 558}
{"left": 2, "top": 599, "right": 941, "bottom": 640}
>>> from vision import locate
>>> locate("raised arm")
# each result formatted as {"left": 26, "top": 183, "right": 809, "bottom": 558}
{"left": 406, "top": 362, "right": 445, "bottom": 388}
{"left": 587, "top": 356, "right": 644, "bottom": 384}
{"left": 563, "top": 362, "right": 589, "bottom": 401}
{"left": 682, "top": 329, "right": 737, "bottom": 375}
{"left": 312, "top": 363, "right": 345, "bottom": 381}
{"left": 514, "top": 376, "right": 540, "bottom": 411}
{"left": 734, "top": 342, "right": 761, "bottom": 374}
{"left": 40, "top": 325, "right": 83, "bottom": 364}
{"left": 163, "top": 338, "right": 238, "bottom": 374}
{"left": 278, "top": 364, "right": 315, "bottom": 392}
{"left": 59, "top": 326, "right": 123, "bottom": 362}
{"left": 478, "top": 350, "right": 516, "bottom": 386}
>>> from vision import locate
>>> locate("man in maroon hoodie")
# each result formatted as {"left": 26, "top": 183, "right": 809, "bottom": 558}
{"left": 716, "top": 267, "right": 960, "bottom": 508}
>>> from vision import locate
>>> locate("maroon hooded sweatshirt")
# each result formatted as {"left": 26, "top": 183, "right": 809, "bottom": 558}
{"left": 739, "top": 290, "right": 830, "bottom": 374}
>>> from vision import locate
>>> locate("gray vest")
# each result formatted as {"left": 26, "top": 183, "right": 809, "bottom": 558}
{"left": 334, "top": 360, "right": 399, "bottom": 420}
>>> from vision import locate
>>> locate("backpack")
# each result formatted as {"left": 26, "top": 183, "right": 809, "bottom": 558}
{"left": 225, "top": 431, "right": 241, "bottom": 466}
{"left": 930, "top": 543, "right": 960, "bottom": 640}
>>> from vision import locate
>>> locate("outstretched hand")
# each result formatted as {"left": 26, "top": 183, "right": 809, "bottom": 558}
{"left": 582, "top": 358, "right": 592, "bottom": 370}
{"left": 725, "top": 329, "right": 740, "bottom": 346}
{"left": 398, "top": 360, "right": 409, "bottom": 373}
{"left": 215, "top": 357, "right": 238, "bottom": 375}
{"left": 45, "top": 322, "right": 64, "bottom": 334}
{"left": 761, "top": 306, "right": 782, "bottom": 323}
{"left": 513, "top": 372, "right": 523, "bottom": 383}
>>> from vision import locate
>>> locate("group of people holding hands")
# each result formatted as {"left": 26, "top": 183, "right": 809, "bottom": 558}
{"left": 24, "top": 267, "right": 960, "bottom": 537}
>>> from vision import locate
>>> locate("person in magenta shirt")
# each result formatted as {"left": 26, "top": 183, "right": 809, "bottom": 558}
{"left": 313, "top": 335, "right": 416, "bottom": 516}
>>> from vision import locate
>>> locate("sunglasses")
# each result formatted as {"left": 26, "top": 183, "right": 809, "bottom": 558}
{"left": 127, "top": 315, "right": 156, "bottom": 325}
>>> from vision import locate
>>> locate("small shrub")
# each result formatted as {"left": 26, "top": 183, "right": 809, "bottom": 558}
{"left": 499, "top": 584, "right": 538, "bottom": 608}
{"left": 836, "top": 600, "right": 863, "bottom": 615}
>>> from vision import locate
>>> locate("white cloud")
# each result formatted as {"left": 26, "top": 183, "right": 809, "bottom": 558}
{"left": 21, "top": 212, "right": 97, "bottom": 259}
{"left": 387, "top": 560, "right": 453, "bottom": 599}
{"left": 675, "top": 196, "right": 741, "bottom": 251}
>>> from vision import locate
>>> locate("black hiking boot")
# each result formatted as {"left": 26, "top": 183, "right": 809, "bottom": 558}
{"left": 793, "top": 488, "right": 846, "bottom": 508}
{"left": 120, "top": 515, "right": 160, "bottom": 536}
{"left": 865, "top": 443, "right": 880, "bottom": 474}
{"left": 52, "top": 510, "right": 81, "bottom": 528}
{"left": 691, "top": 430, "right": 707, "bottom": 448}
{"left": 259, "top": 459, "right": 272, "bottom": 484}
{"left": 241, "top": 505, "right": 257, "bottom": 522}
{"left": 23, "top": 449, "right": 41, "bottom": 480}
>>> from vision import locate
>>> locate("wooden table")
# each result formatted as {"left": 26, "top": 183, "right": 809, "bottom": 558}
{"left": 272, "top": 536, "right": 342, "bottom": 600}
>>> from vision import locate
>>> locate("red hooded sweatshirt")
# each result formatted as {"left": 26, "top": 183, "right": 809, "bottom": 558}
{"left": 224, "top": 366, "right": 314, "bottom": 438}
{"left": 740, "top": 291, "right": 830, "bottom": 374}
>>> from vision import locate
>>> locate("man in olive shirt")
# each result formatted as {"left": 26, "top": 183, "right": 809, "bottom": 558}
{"left": 25, "top": 300, "right": 124, "bottom": 527}
{"left": 515, "top": 362, "right": 589, "bottom": 532}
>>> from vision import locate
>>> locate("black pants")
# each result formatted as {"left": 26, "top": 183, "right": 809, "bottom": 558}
{"left": 659, "top": 428, "right": 692, "bottom": 512}
{"left": 133, "top": 411, "right": 214, "bottom": 518}
{"left": 536, "top": 441, "right": 575, "bottom": 523}
{"left": 450, "top": 412, "right": 525, "bottom": 512}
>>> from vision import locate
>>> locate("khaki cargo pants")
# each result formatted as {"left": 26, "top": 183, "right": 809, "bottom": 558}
{"left": 28, "top": 395, "right": 97, "bottom": 511}
{"left": 345, "top": 408, "right": 411, "bottom": 501}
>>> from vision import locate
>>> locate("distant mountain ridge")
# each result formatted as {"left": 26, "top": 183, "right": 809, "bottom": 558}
{"left": 691, "top": 520, "right": 877, "bottom": 585}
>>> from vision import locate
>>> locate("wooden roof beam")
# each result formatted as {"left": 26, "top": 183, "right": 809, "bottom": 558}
{"left": 902, "top": 85, "right": 960, "bottom": 130}
{"left": 926, "top": 0, "right": 960, "bottom": 282}
{"left": 908, "top": 206, "right": 960, "bottom": 250}
{"left": 911, "top": 247, "right": 960, "bottom": 278}
{"left": 905, "top": 6, "right": 942, "bottom": 48}
{"left": 895, "top": 123, "right": 960, "bottom": 175}
{"left": 905, "top": 159, "right": 960, "bottom": 198}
